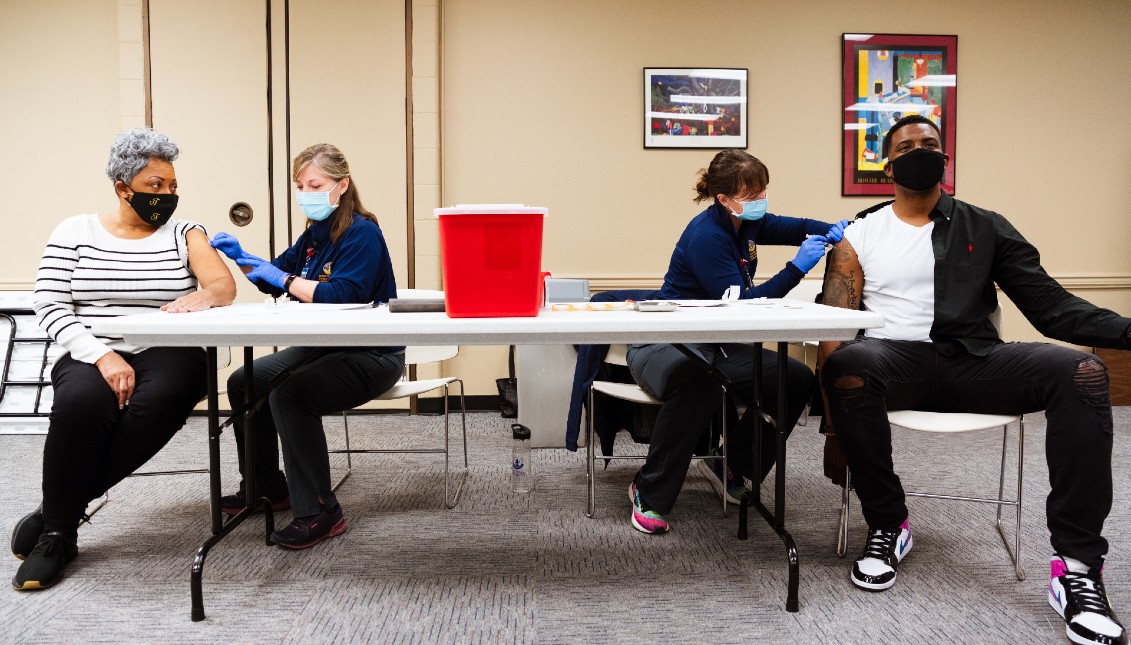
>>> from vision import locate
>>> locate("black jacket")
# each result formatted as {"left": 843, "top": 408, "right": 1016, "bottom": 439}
{"left": 863, "top": 192, "right": 1130, "bottom": 356}
{"left": 564, "top": 289, "right": 661, "bottom": 452}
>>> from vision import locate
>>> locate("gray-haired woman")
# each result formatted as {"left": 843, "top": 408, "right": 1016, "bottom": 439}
{"left": 9, "top": 128, "right": 236, "bottom": 590}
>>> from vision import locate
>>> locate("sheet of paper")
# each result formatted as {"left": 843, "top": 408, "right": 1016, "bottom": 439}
{"left": 669, "top": 300, "right": 728, "bottom": 308}
{"left": 177, "top": 302, "right": 374, "bottom": 317}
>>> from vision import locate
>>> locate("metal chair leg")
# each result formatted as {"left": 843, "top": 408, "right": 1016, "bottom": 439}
{"left": 442, "top": 380, "right": 469, "bottom": 509}
{"left": 796, "top": 343, "right": 813, "bottom": 427}
{"left": 836, "top": 467, "right": 851, "bottom": 558}
{"left": 86, "top": 492, "right": 110, "bottom": 518}
{"left": 331, "top": 410, "right": 353, "bottom": 492}
{"left": 443, "top": 383, "right": 450, "bottom": 506}
{"left": 992, "top": 418, "right": 1025, "bottom": 580}
{"left": 330, "top": 380, "right": 467, "bottom": 506}
{"left": 1015, "top": 418, "right": 1025, "bottom": 580}
{"left": 720, "top": 388, "right": 727, "bottom": 517}
{"left": 991, "top": 418, "right": 1026, "bottom": 581}
{"left": 586, "top": 386, "right": 596, "bottom": 518}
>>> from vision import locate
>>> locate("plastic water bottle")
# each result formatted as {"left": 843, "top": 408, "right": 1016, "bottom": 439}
{"left": 511, "top": 423, "right": 534, "bottom": 493}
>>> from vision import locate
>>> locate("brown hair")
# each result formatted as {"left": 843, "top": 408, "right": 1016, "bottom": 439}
{"left": 292, "top": 143, "right": 379, "bottom": 243}
{"left": 693, "top": 149, "right": 770, "bottom": 203}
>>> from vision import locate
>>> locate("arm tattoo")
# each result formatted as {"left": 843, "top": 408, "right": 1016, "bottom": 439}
{"left": 823, "top": 247, "right": 860, "bottom": 311}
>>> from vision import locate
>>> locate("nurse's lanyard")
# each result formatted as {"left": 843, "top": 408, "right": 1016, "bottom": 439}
{"left": 739, "top": 258, "right": 753, "bottom": 290}
{"left": 299, "top": 246, "right": 317, "bottom": 279}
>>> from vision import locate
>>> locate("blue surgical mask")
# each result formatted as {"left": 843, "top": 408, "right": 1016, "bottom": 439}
{"left": 730, "top": 198, "right": 768, "bottom": 221}
{"left": 295, "top": 189, "right": 338, "bottom": 221}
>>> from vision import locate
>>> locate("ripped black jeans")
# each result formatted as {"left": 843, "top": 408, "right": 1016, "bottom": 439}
{"left": 822, "top": 338, "right": 1113, "bottom": 567}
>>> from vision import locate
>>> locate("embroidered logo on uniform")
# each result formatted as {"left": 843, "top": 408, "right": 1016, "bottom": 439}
{"left": 318, "top": 261, "right": 333, "bottom": 283}
{"left": 747, "top": 240, "right": 758, "bottom": 262}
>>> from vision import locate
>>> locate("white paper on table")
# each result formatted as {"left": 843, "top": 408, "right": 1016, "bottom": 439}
{"left": 728, "top": 298, "right": 807, "bottom": 308}
{"left": 174, "top": 302, "right": 375, "bottom": 317}
{"left": 668, "top": 300, "right": 728, "bottom": 308}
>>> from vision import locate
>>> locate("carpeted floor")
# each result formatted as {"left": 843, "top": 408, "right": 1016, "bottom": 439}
{"left": 0, "top": 409, "right": 1128, "bottom": 644}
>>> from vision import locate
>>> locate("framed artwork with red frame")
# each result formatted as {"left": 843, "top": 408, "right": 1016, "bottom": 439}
{"left": 842, "top": 33, "right": 957, "bottom": 196}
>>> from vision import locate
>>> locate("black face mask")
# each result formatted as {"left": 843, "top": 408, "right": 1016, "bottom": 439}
{"left": 888, "top": 148, "right": 945, "bottom": 191}
{"left": 128, "top": 191, "right": 179, "bottom": 228}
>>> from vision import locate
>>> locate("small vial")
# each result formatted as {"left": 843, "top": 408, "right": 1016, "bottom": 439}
{"left": 511, "top": 423, "right": 533, "bottom": 493}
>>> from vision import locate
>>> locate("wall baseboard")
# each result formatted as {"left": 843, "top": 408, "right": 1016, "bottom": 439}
{"left": 417, "top": 395, "right": 499, "bottom": 413}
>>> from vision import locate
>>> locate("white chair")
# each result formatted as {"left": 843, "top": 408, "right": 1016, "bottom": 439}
{"left": 586, "top": 344, "right": 729, "bottom": 517}
{"left": 329, "top": 289, "right": 468, "bottom": 508}
{"left": 834, "top": 307, "right": 1027, "bottom": 581}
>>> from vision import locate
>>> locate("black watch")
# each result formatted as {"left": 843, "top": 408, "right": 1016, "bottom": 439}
{"left": 283, "top": 274, "right": 297, "bottom": 291}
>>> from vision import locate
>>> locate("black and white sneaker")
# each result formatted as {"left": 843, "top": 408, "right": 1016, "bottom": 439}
{"left": 851, "top": 518, "right": 912, "bottom": 591}
{"left": 1049, "top": 556, "right": 1127, "bottom": 645}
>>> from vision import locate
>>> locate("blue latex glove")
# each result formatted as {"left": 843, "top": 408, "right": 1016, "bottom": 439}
{"left": 791, "top": 235, "right": 828, "bottom": 274}
{"left": 236, "top": 256, "right": 288, "bottom": 290}
{"left": 826, "top": 219, "right": 850, "bottom": 244}
{"left": 210, "top": 232, "right": 252, "bottom": 261}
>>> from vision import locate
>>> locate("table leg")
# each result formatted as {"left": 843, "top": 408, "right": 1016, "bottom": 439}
{"left": 207, "top": 348, "right": 221, "bottom": 535}
{"left": 743, "top": 342, "right": 801, "bottom": 612}
{"left": 669, "top": 341, "right": 801, "bottom": 611}
{"left": 190, "top": 346, "right": 277, "bottom": 622}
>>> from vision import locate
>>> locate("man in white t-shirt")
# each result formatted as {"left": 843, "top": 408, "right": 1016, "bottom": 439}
{"left": 819, "top": 115, "right": 1130, "bottom": 645}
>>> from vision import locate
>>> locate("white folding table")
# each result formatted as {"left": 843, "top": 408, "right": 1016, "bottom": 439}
{"left": 95, "top": 299, "right": 883, "bottom": 620}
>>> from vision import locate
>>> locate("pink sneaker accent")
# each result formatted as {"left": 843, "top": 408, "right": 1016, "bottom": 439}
{"left": 1051, "top": 558, "right": 1069, "bottom": 579}
{"left": 628, "top": 481, "right": 670, "bottom": 535}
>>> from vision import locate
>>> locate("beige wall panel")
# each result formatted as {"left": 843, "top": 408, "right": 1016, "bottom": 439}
{"left": 0, "top": 0, "right": 121, "bottom": 288}
{"left": 148, "top": 0, "right": 271, "bottom": 304}
{"left": 443, "top": 0, "right": 1130, "bottom": 360}
{"left": 148, "top": 0, "right": 274, "bottom": 389}
{"left": 286, "top": 0, "right": 408, "bottom": 284}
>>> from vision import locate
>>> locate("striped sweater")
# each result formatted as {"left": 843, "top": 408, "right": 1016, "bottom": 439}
{"left": 34, "top": 214, "right": 204, "bottom": 363}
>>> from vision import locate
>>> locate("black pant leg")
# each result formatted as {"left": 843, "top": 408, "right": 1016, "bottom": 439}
{"left": 271, "top": 350, "right": 405, "bottom": 517}
{"left": 717, "top": 344, "right": 814, "bottom": 481}
{"left": 825, "top": 338, "right": 1113, "bottom": 567}
{"left": 822, "top": 339, "right": 938, "bottom": 531}
{"left": 41, "top": 355, "right": 121, "bottom": 531}
{"left": 627, "top": 343, "right": 722, "bottom": 515}
{"left": 225, "top": 347, "right": 318, "bottom": 496}
{"left": 86, "top": 347, "right": 207, "bottom": 498}
{"left": 935, "top": 342, "right": 1113, "bottom": 567}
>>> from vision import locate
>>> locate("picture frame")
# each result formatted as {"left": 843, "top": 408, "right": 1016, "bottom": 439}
{"left": 841, "top": 34, "right": 957, "bottom": 196}
{"left": 643, "top": 68, "right": 748, "bottom": 149}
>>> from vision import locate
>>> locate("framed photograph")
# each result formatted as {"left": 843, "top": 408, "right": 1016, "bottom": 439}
{"left": 644, "top": 68, "right": 748, "bottom": 149}
{"left": 841, "top": 34, "right": 957, "bottom": 196}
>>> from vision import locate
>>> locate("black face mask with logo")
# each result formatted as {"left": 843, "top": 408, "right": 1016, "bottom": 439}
{"left": 128, "top": 191, "right": 179, "bottom": 228}
{"left": 889, "top": 148, "right": 946, "bottom": 192}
